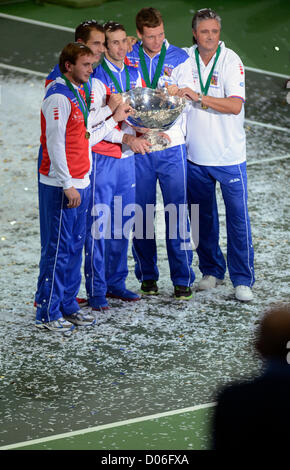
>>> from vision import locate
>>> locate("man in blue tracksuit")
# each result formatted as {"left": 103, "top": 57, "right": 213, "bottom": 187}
{"left": 126, "top": 7, "right": 194, "bottom": 299}
{"left": 85, "top": 21, "right": 151, "bottom": 310}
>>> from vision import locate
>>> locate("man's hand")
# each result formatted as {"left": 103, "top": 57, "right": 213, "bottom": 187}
{"left": 158, "top": 132, "right": 171, "bottom": 144}
{"left": 64, "top": 187, "right": 81, "bottom": 208}
{"left": 127, "top": 36, "right": 138, "bottom": 52}
{"left": 177, "top": 87, "right": 199, "bottom": 101}
{"left": 108, "top": 93, "right": 123, "bottom": 112}
{"left": 113, "top": 103, "right": 133, "bottom": 122}
{"left": 165, "top": 82, "right": 179, "bottom": 96}
{"left": 123, "top": 134, "right": 151, "bottom": 154}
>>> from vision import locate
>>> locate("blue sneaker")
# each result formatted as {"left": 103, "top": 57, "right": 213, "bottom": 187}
{"left": 106, "top": 288, "right": 141, "bottom": 302}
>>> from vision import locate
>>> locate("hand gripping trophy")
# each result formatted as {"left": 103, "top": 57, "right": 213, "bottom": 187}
{"left": 121, "top": 87, "right": 187, "bottom": 151}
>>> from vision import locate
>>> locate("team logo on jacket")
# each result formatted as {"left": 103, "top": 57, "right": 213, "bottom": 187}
{"left": 163, "top": 65, "right": 173, "bottom": 77}
{"left": 210, "top": 73, "right": 218, "bottom": 86}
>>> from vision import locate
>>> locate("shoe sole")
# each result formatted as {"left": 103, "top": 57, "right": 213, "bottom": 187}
{"left": 174, "top": 294, "right": 193, "bottom": 300}
{"left": 77, "top": 300, "right": 89, "bottom": 307}
{"left": 140, "top": 290, "right": 159, "bottom": 295}
{"left": 106, "top": 293, "right": 141, "bottom": 302}
{"left": 35, "top": 323, "right": 74, "bottom": 332}
{"left": 66, "top": 321, "right": 96, "bottom": 326}
{"left": 92, "top": 306, "right": 109, "bottom": 311}
{"left": 235, "top": 296, "right": 253, "bottom": 302}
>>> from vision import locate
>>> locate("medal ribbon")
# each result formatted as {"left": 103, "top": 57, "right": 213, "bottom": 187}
{"left": 101, "top": 59, "right": 130, "bottom": 93}
{"left": 138, "top": 42, "right": 167, "bottom": 89}
{"left": 61, "top": 73, "right": 90, "bottom": 129}
{"left": 195, "top": 44, "right": 221, "bottom": 96}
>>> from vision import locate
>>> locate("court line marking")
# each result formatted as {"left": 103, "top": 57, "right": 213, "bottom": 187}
{"left": 245, "top": 66, "right": 289, "bottom": 79}
{"left": 0, "top": 12, "right": 74, "bottom": 32}
{"left": 247, "top": 153, "right": 290, "bottom": 166}
{"left": 245, "top": 119, "right": 290, "bottom": 134}
{"left": 0, "top": 402, "right": 216, "bottom": 450}
{"left": 0, "top": 13, "right": 289, "bottom": 79}
{"left": 0, "top": 62, "right": 46, "bottom": 77}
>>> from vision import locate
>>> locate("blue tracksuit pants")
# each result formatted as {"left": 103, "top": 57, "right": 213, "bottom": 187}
{"left": 187, "top": 161, "right": 255, "bottom": 287}
{"left": 84, "top": 153, "right": 135, "bottom": 308}
{"left": 132, "top": 144, "right": 194, "bottom": 287}
{"left": 35, "top": 182, "right": 90, "bottom": 322}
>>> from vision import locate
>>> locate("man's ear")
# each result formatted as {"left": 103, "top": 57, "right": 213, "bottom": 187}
{"left": 136, "top": 29, "right": 142, "bottom": 40}
{"left": 65, "top": 60, "right": 73, "bottom": 73}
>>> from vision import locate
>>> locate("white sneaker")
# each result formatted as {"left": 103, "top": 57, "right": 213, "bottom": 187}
{"left": 235, "top": 285, "right": 254, "bottom": 302}
{"left": 35, "top": 316, "right": 73, "bottom": 331}
{"left": 197, "top": 275, "right": 223, "bottom": 291}
{"left": 63, "top": 310, "right": 95, "bottom": 326}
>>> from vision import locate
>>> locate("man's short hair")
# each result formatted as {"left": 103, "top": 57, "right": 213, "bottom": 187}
{"left": 192, "top": 8, "right": 221, "bottom": 43}
{"left": 136, "top": 7, "right": 163, "bottom": 34}
{"left": 255, "top": 304, "right": 290, "bottom": 361}
{"left": 59, "top": 42, "right": 94, "bottom": 74}
{"left": 74, "top": 19, "right": 104, "bottom": 43}
{"left": 103, "top": 21, "right": 126, "bottom": 47}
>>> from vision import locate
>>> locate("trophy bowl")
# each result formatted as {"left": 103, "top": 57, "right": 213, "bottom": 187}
{"left": 121, "top": 87, "right": 187, "bottom": 131}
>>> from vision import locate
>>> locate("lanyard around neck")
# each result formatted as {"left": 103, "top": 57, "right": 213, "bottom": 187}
{"left": 101, "top": 59, "right": 130, "bottom": 93}
{"left": 61, "top": 73, "right": 90, "bottom": 128}
{"left": 138, "top": 42, "right": 166, "bottom": 89}
{"left": 195, "top": 44, "right": 221, "bottom": 96}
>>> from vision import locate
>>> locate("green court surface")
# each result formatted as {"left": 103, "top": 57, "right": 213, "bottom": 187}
{"left": 0, "top": 0, "right": 289, "bottom": 74}
{"left": 1, "top": 405, "right": 215, "bottom": 450}
{"left": 0, "top": 0, "right": 289, "bottom": 453}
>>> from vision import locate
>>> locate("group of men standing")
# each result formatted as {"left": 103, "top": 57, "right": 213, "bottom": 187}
{"left": 34, "top": 7, "right": 255, "bottom": 331}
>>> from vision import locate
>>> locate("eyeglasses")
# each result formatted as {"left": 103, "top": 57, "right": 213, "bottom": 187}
{"left": 196, "top": 8, "right": 217, "bottom": 18}
{"left": 79, "top": 19, "right": 99, "bottom": 27}
{"left": 103, "top": 21, "right": 122, "bottom": 30}
{"left": 73, "top": 42, "right": 87, "bottom": 48}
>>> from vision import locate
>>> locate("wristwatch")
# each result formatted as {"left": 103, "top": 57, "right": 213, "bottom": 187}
{"left": 197, "top": 93, "right": 203, "bottom": 104}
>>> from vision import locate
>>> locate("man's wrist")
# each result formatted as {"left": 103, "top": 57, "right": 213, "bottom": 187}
{"left": 122, "top": 134, "right": 133, "bottom": 145}
{"left": 197, "top": 93, "right": 203, "bottom": 104}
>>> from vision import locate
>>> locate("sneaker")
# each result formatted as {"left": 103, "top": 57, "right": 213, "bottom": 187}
{"left": 174, "top": 285, "right": 193, "bottom": 300}
{"left": 235, "top": 285, "right": 254, "bottom": 302}
{"left": 63, "top": 310, "right": 96, "bottom": 326}
{"left": 35, "top": 316, "right": 73, "bottom": 331}
{"left": 141, "top": 280, "right": 159, "bottom": 295}
{"left": 106, "top": 288, "right": 141, "bottom": 302}
{"left": 76, "top": 297, "right": 88, "bottom": 307}
{"left": 197, "top": 275, "right": 223, "bottom": 291}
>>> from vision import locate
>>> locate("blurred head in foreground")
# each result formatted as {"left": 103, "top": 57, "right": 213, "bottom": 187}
{"left": 255, "top": 303, "right": 290, "bottom": 363}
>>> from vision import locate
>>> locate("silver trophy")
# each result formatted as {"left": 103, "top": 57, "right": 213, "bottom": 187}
{"left": 121, "top": 87, "right": 187, "bottom": 151}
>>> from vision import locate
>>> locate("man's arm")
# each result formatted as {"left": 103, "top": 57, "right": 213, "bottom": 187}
{"left": 42, "top": 94, "right": 81, "bottom": 208}
{"left": 89, "top": 103, "right": 133, "bottom": 147}
{"left": 177, "top": 87, "right": 243, "bottom": 114}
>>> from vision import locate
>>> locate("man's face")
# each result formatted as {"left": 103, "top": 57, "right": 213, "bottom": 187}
{"left": 105, "top": 29, "right": 128, "bottom": 63}
{"left": 66, "top": 54, "right": 94, "bottom": 85}
{"left": 193, "top": 19, "right": 220, "bottom": 54}
{"left": 137, "top": 23, "right": 165, "bottom": 55}
{"left": 85, "top": 29, "right": 105, "bottom": 62}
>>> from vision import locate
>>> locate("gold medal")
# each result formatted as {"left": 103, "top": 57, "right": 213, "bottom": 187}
{"left": 85, "top": 130, "right": 90, "bottom": 139}
{"left": 201, "top": 104, "right": 208, "bottom": 110}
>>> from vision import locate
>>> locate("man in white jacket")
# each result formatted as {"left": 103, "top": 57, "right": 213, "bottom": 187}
{"left": 178, "top": 8, "right": 255, "bottom": 302}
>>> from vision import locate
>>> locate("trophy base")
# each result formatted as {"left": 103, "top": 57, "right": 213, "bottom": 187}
{"left": 146, "top": 130, "right": 171, "bottom": 152}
